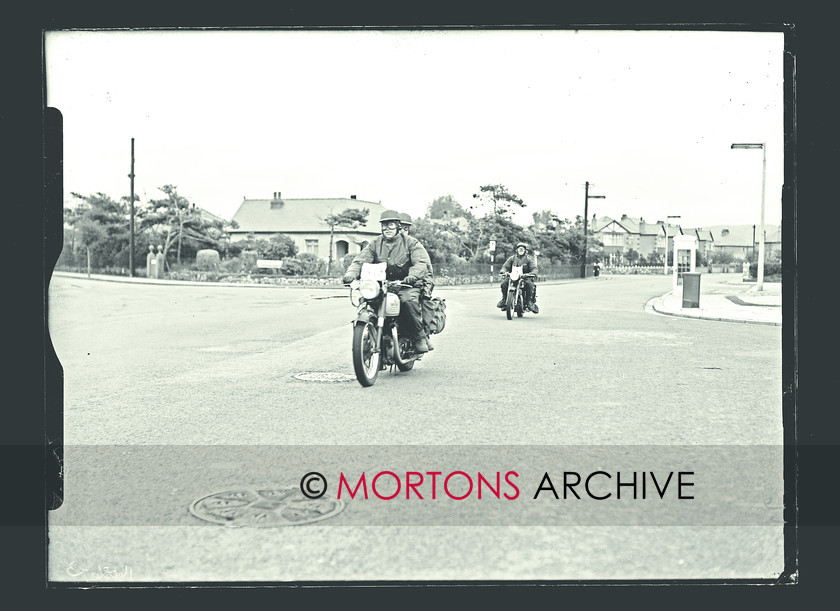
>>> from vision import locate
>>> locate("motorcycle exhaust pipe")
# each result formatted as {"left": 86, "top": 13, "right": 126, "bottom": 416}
{"left": 390, "top": 326, "right": 410, "bottom": 367}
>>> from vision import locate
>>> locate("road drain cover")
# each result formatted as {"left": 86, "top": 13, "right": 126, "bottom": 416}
{"left": 293, "top": 372, "right": 357, "bottom": 382}
{"left": 189, "top": 487, "right": 345, "bottom": 527}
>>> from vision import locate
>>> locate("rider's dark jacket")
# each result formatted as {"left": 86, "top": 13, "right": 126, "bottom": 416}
{"left": 345, "top": 233, "right": 432, "bottom": 282}
{"left": 501, "top": 253, "right": 538, "bottom": 276}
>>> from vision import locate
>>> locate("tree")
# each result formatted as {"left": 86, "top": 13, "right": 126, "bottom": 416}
{"left": 75, "top": 217, "right": 106, "bottom": 277}
{"left": 323, "top": 208, "right": 370, "bottom": 273}
{"left": 66, "top": 192, "right": 131, "bottom": 270}
{"left": 409, "top": 218, "right": 463, "bottom": 267}
{"left": 531, "top": 210, "right": 555, "bottom": 231}
{"left": 459, "top": 214, "right": 523, "bottom": 263}
{"left": 713, "top": 251, "right": 735, "bottom": 265}
{"left": 244, "top": 234, "right": 298, "bottom": 260}
{"left": 138, "top": 185, "right": 230, "bottom": 269}
{"left": 544, "top": 215, "right": 603, "bottom": 264}
{"left": 427, "top": 195, "right": 471, "bottom": 220}
{"left": 470, "top": 184, "right": 525, "bottom": 218}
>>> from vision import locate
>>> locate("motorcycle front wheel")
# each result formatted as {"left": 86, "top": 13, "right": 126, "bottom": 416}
{"left": 516, "top": 292, "right": 524, "bottom": 317}
{"left": 505, "top": 291, "right": 514, "bottom": 320}
{"left": 352, "top": 321, "right": 380, "bottom": 387}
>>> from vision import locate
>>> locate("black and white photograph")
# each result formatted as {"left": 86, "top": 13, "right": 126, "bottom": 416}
{"left": 44, "top": 27, "right": 791, "bottom": 584}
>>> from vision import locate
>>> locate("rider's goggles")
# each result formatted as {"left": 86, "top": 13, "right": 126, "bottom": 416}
{"left": 381, "top": 221, "right": 400, "bottom": 229}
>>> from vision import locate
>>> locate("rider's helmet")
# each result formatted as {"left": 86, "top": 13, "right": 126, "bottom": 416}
{"left": 380, "top": 209, "right": 402, "bottom": 223}
{"left": 379, "top": 209, "right": 402, "bottom": 236}
{"left": 516, "top": 242, "right": 529, "bottom": 253}
{"left": 398, "top": 212, "right": 412, "bottom": 227}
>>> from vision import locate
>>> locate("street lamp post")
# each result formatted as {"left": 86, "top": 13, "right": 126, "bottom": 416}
{"left": 731, "top": 142, "right": 767, "bottom": 291}
{"left": 582, "top": 181, "right": 605, "bottom": 279}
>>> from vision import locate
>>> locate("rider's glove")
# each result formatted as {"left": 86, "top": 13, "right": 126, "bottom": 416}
{"left": 403, "top": 275, "right": 418, "bottom": 285}
{"left": 342, "top": 275, "right": 356, "bottom": 284}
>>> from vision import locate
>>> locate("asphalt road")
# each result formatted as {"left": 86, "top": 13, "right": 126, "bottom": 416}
{"left": 46, "top": 274, "right": 785, "bottom": 582}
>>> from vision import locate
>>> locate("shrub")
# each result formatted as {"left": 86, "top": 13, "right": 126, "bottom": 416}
{"left": 196, "top": 249, "right": 221, "bottom": 271}
{"left": 282, "top": 253, "right": 324, "bottom": 276}
{"left": 219, "top": 257, "right": 245, "bottom": 274}
{"left": 749, "top": 261, "right": 782, "bottom": 279}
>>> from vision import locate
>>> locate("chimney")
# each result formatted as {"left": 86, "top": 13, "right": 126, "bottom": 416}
{"left": 621, "top": 214, "right": 628, "bottom": 220}
{"left": 350, "top": 194, "right": 357, "bottom": 199}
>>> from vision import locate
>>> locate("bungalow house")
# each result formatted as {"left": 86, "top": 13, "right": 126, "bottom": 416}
{"left": 229, "top": 193, "right": 388, "bottom": 262}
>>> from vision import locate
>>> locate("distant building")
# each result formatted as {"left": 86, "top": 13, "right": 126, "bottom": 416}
{"left": 591, "top": 214, "right": 679, "bottom": 264}
{"left": 591, "top": 214, "right": 781, "bottom": 265}
{"left": 229, "top": 192, "right": 388, "bottom": 261}
{"left": 694, "top": 224, "right": 782, "bottom": 261}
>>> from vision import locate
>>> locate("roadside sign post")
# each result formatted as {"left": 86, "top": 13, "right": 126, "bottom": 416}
{"left": 489, "top": 239, "right": 496, "bottom": 283}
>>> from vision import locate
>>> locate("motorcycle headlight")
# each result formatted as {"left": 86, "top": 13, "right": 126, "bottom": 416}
{"left": 359, "top": 279, "right": 380, "bottom": 300}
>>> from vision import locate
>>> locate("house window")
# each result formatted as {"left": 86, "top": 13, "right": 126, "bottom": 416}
{"left": 603, "top": 233, "right": 623, "bottom": 247}
{"left": 305, "top": 239, "right": 319, "bottom": 255}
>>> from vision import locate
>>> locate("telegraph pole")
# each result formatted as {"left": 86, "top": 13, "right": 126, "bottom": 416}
{"left": 129, "top": 138, "right": 136, "bottom": 277}
{"left": 581, "top": 181, "right": 605, "bottom": 278}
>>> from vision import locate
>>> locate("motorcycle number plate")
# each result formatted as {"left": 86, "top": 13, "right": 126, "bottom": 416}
{"left": 360, "top": 262, "right": 387, "bottom": 281}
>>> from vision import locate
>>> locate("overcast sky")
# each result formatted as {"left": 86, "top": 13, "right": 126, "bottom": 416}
{"left": 45, "top": 28, "right": 784, "bottom": 229}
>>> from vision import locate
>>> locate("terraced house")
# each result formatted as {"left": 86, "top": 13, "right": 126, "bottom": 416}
{"left": 591, "top": 214, "right": 682, "bottom": 264}
{"left": 592, "top": 214, "right": 780, "bottom": 265}
{"left": 694, "top": 224, "right": 782, "bottom": 261}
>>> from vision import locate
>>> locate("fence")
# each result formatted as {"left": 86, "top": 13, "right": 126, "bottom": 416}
{"left": 598, "top": 265, "right": 667, "bottom": 275}
{"left": 56, "top": 262, "right": 617, "bottom": 286}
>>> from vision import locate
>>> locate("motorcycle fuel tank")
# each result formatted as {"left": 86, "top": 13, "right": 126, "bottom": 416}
{"left": 385, "top": 292, "right": 401, "bottom": 316}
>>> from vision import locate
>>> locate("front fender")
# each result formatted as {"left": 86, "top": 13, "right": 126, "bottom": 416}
{"left": 353, "top": 305, "right": 377, "bottom": 325}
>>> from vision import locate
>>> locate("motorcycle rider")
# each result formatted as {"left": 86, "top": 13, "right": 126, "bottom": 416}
{"left": 497, "top": 241, "right": 539, "bottom": 314}
{"left": 343, "top": 209, "right": 433, "bottom": 353}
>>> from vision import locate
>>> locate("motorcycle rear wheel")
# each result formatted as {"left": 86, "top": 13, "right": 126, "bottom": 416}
{"left": 505, "top": 291, "right": 514, "bottom": 320}
{"left": 352, "top": 321, "right": 380, "bottom": 387}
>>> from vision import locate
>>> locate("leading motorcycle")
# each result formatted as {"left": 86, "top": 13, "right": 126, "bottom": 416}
{"left": 346, "top": 262, "right": 424, "bottom": 387}
{"left": 501, "top": 265, "right": 536, "bottom": 320}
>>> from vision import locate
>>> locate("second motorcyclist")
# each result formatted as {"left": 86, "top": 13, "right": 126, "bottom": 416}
{"left": 497, "top": 241, "right": 539, "bottom": 314}
{"left": 343, "top": 209, "right": 434, "bottom": 353}
{"left": 399, "top": 212, "right": 437, "bottom": 350}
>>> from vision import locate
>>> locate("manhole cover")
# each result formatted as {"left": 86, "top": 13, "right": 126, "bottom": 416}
{"left": 189, "top": 487, "right": 345, "bottom": 527}
{"left": 292, "top": 371, "right": 357, "bottom": 382}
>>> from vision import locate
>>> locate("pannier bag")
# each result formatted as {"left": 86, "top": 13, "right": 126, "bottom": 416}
{"left": 422, "top": 296, "right": 447, "bottom": 335}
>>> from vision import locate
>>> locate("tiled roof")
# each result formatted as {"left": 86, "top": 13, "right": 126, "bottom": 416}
{"left": 196, "top": 207, "right": 225, "bottom": 224}
{"left": 694, "top": 224, "right": 782, "bottom": 247}
{"left": 230, "top": 197, "right": 388, "bottom": 234}
{"left": 682, "top": 228, "right": 715, "bottom": 243}
{"left": 592, "top": 215, "right": 675, "bottom": 236}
